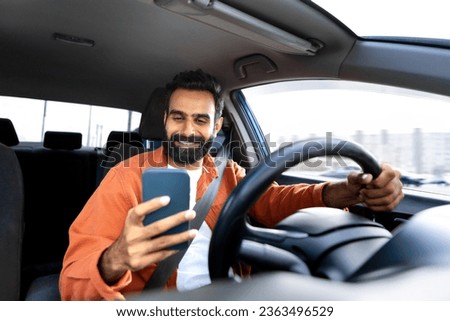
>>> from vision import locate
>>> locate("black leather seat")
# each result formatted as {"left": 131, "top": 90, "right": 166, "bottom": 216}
{"left": 21, "top": 131, "right": 97, "bottom": 277}
{"left": 0, "top": 142, "right": 24, "bottom": 300}
{"left": 138, "top": 87, "right": 167, "bottom": 144}
{"left": 19, "top": 131, "right": 97, "bottom": 300}
{"left": 0, "top": 118, "right": 20, "bottom": 147}
{"left": 98, "top": 130, "right": 145, "bottom": 181}
{"left": 96, "top": 87, "right": 167, "bottom": 185}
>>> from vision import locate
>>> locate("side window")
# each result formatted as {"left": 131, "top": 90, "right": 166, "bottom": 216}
{"left": 242, "top": 80, "right": 450, "bottom": 196}
{"left": 0, "top": 96, "right": 141, "bottom": 147}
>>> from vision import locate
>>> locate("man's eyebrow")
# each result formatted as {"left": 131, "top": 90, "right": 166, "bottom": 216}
{"left": 168, "top": 109, "right": 186, "bottom": 116}
{"left": 193, "top": 113, "right": 211, "bottom": 120}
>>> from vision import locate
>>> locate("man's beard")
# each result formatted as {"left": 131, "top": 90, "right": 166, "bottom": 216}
{"left": 163, "top": 132, "right": 214, "bottom": 166}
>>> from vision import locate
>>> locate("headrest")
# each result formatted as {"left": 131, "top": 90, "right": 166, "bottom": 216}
{"left": 138, "top": 87, "right": 167, "bottom": 140}
{"left": 0, "top": 118, "right": 19, "bottom": 146}
{"left": 106, "top": 131, "right": 143, "bottom": 151}
{"left": 43, "top": 131, "right": 82, "bottom": 150}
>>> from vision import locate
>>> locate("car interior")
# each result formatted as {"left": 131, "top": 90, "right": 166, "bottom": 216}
{"left": 1, "top": 0, "right": 450, "bottom": 301}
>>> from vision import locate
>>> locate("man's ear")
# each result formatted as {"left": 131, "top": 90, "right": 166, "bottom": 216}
{"left": 214, "top": 117, "right": 224, "bottom": 135}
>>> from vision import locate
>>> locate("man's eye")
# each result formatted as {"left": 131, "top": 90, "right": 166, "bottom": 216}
{"left": 196, "top": 118, "right": 208, "bottom": 124}
{"left": 172, "top": 115, "right": 184, "bottom": 121}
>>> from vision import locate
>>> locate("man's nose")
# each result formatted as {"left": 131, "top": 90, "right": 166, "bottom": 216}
{"left": 181, "top": 120, "right": 195, "bottom": 136}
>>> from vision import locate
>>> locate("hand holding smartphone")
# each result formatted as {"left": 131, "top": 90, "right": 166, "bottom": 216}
{"left": 142, "top": 167, "right": 191, "bottom": 250}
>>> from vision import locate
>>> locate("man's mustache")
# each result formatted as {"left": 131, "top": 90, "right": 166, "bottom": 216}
{"left": 170, "top": 133, "right": 205, "bottom": 145}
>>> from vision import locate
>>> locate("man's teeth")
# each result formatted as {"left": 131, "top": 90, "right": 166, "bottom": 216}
{"left": 179, "top": 141, "right": 196, "bottom": 145}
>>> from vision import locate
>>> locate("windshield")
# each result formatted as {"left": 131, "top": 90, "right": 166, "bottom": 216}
{"left": 313, "top": 0, "right": 450, "bottom": 40}
{"left": 243, "top": 80, "right": 450, "bottom": 197}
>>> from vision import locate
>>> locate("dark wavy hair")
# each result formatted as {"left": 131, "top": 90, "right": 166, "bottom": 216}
{"left": 164, "top": 69, "right": 224, "bottom": 121}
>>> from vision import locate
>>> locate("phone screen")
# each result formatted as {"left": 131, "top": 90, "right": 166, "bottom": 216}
{"left": 142, "top": 167, "right": 190, "bottom": 250}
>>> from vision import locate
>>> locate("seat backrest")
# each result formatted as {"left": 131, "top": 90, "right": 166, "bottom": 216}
{"left": 138, "top": 87, "right": 167, "bottom": 142}
{"left": 0, "top": 118, "right": 19, "bottom": 146}
{"left": 43, "top": 131, "right": 82, "bottom": 150}
{"left": 96, "top": 87, "right": 167, "bottom": 183}
{"left": 105, "top": 130, "right": 143, "bottom": 151}
{"left": 97, "top": 131, "right": 145, "bottom": 181}
{"left": 18, "top": 131, "right": 99, "bottom": 290}
{"left": 0, "top": 143, "right": 24, "bottom": 300}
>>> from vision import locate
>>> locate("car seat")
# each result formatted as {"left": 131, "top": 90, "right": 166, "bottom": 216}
{"left": 0, "top": 142, "right": 24, "bottom": 300}
{"left": 0, "top": 118, "right": 20, "bottom": 147}
{"left": 97, "top": 87, "right": 167, "bottom": 183}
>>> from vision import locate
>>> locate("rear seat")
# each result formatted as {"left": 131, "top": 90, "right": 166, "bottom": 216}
{"left": 0, "top": 87, "right": 184, "bottom": 298}
{"left": 2, "top": 109, "right": 168, "bottom": 298}
{"left": 13, "top": 131, "right": 99, "bottom": 295}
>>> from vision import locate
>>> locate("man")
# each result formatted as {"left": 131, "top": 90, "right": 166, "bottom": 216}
{"left": 59, "top": 69, "right": 403, "bottom": 300}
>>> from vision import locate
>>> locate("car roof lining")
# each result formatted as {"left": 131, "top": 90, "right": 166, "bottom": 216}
{"left": 341, "top": 39, "right": 450, "bottom": 97}
{"left": 0, "top": 0, "right": 355, "bottom": 112}
{"left": 3, "top": 0, "right": 449, "bottom": 114}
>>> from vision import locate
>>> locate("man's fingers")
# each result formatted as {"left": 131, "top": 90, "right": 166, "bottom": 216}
{"left": 144, "top": 209, "right": 196, "bottom": 238}
{"left": 361, "top": 174, "right": 404, "bottom": 211}
{"left": 347, "top": 172, "right": 372, "bottom": 192}
{"left": 368, "top": 163, "right": 400, "bottom": 189}
{"left": 345, "top": 162, "right": 403, "bottom": 212}
{"left": 120, "top": 218, "right": 198, "bottom": 272}
{"left": 144, "top": 229, "right": 198, "bottom": 253}
{"left": 359, "top": 173, "right": 372, "bottom": 185}
{"left": 130, "top": 229, "right": 197, "bottom": 271}
{"left": 119, "top": 198, "right": 198, "bottom": 271}
{"left": 362, "top": 192, "right": 404, "bottom": 212}
{"left": 128, "top": 196, "right": 171, "bottom": 224}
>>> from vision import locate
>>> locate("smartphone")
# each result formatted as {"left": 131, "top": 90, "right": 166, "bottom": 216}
{"left": 142, "top": 167, "right": 190, "bottom": 250}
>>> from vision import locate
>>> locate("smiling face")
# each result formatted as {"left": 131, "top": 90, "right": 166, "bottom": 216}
{"left": 163, "top": 88, "right": 223, "bottom": 169}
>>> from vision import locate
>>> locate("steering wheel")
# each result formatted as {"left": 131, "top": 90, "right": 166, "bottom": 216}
{"left": 208, "top": 137, "right": 382, "bottom": 280}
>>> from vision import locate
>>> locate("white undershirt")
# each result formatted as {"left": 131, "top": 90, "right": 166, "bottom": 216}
{"left": 176, "top": 221, "right": 212, "bottom": 292}
{"left": 168, "top": 165, "right": 212, "bottom": 292}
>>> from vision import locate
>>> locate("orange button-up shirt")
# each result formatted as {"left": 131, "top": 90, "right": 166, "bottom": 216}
{"left": 60, "top": 147, "right": 327, "bottom": 300}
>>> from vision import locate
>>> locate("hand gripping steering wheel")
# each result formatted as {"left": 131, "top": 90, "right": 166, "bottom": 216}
{"left": 208, "top": 137, "right": 382, "bottom": 279}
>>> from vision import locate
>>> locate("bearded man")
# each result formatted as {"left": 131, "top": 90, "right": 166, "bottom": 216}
{"left": 60, "top": 69, "right": 403, "bottom": 300}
